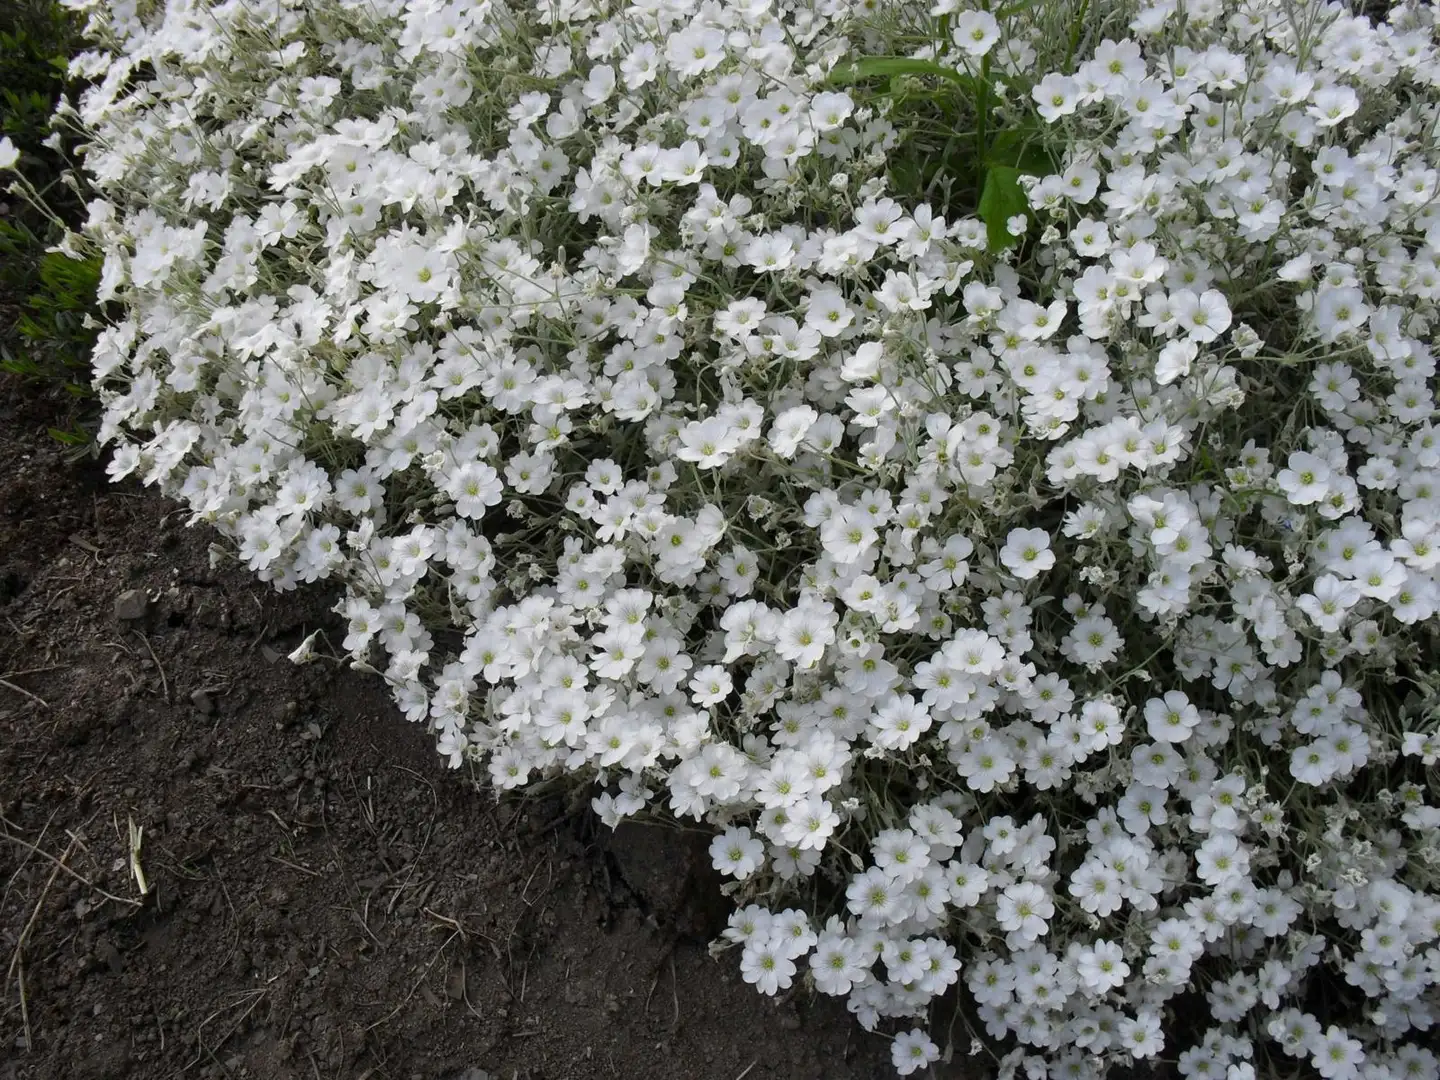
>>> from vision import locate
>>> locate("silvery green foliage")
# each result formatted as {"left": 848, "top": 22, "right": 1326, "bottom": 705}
{"left": 51, "top": 0, "right": 1440, "bottom": 1073}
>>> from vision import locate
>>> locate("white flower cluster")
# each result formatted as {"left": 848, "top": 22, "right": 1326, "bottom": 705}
{"left": 48, "top": 0, "right": 1440, "bottom": 1073}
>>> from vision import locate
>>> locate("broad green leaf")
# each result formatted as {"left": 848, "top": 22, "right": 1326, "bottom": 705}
{"left": 827, "top": 56, "right": 977, "bottom": 94}
{"left": 985, "top": 126, "right": 1058, "bottom": 176}
{"left": 978, "top": 165, "right": 1029, "bottom": 253}
{"left": 891, "top": 156, "right": 925, "bottom": 201}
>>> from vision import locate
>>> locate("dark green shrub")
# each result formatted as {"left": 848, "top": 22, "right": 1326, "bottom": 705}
{"left": 1, "top": 0, "right": 97, "bottom": 445}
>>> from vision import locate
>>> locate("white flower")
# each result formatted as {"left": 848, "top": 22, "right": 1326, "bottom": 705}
{"left": 1276, "top": 451, "right": 1334, "bottom": 505}
{"left": 1308, "top": 86, "right": 1359, "bottom": 128}
{"left": 1195, "top": 833, "right": 1250, "bottom": 885}
{"left": 952, "top": 10, "right": 1000, "bottom": 56}
{"left": 1118, "top": 1011, "right": 1165, "bottom": 1059}
{"left": 1143, "top": 690, "right": 1200, "bottom": 744}
{"left": 724, "top": 904, "right": 775, "bottom": 947}
{"left": 1076, "top": 939, "right": 1130, "bottom": 994}
{"left": 1172, "top": 288, "right": 1232, "bottom": 343}
{"left": 785, "top": 796, "right": 840, "bottom": 850}
{"left": 775, "top": 600, "right": 836, "bottom": 669}
{"left": 891, "top": 1029, "right": 940, "bottom": 1076}
{"left": 675, "top": 415, "right": 740, "bottom": 468}
{"left": 739, "top": 936, "right": 796, "bottom": 996}
{"left": 1309, "top": 1025, "right": 1364, "bottom": 1079}
{"left": 996, "top": 881, "right": 1054, "bottom": 942}
{"left": 446, "top": 461, "right": 502, "bottom": 518}
{"left": 688, "top": 664, "right": 733, "bottom": 706}
{"left": 999, "top": 528, "right": 1055, "bottom": 581}
{"left": 810, "top": 931, "right": 869, "bottom": 996}
{"left": 1290, "top": 740, "right": 1339, "bottom": 786}
{"left": 808, "top": 91, "right": 854, "bottom": 132}
{"left": 768, "top": 405, "right": 817, "bottom": 457}
{"left": 820, "top": 506, "right": 878, "bottom": 563}
{"left": 0, "top": 136, "right": 19, "bottom": 170}
{"left": 840, "top": 341, "right": 884, "bottom": 382}
{"left": 1296, "top": 574, "right": 1361, "bottom": 632}
{"left": 945, "top": 861, "right": 990, "bottom": 908}
{"left": 868, "top": 693, "right": 932, "bottom": 750}
{"left": 1034, "top": 73, "right": 1079, "bottom": 122}
{"left": 711, "top": 826, "right": 765, "bottom": 879}
{"left": 1155, "top": 339, "right": 1197, "bottom": 385}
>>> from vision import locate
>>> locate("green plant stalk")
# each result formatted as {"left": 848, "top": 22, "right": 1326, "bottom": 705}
{"left": 976, "top": 54, "right": 990, "bottom": 166}
{"left": 1064, "top": 0, "right": 1089, "bottom": 72}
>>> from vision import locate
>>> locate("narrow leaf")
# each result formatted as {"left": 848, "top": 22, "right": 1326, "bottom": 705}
{"left": 48, "top": 426, "right": 89, "bottom": 445}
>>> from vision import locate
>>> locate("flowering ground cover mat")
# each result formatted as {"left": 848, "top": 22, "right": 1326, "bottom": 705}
{"left": 12, "top": 0, "right": 1440, "bottom": 1074}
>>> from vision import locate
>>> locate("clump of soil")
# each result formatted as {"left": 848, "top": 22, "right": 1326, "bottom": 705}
{"left": 0, "top": 378, "right": 892, "bottom": 1080}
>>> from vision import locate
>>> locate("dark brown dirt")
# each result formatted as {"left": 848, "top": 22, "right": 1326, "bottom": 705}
{"left": 0, "top": 378, "right": 891, "bottom": 1080}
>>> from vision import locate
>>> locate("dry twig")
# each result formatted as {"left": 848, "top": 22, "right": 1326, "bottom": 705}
{"left": 0, "top": 677, "right": 48, "bottom": 709}
{"left": 7, "top": 836, "right": 78, "bottom": 1053}
{"left": 362, "top": 929, "right": 459, "bottom": 1032}
{"left": 0, "top": 827, "right": 143, "bottom": 909}
{"left": 132, "top": 630, "right": 169, "bottom": 702}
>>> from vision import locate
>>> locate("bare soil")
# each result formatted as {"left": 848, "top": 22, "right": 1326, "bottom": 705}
{"left": 0, "top": 378, "right": 892, "bottom": 1080}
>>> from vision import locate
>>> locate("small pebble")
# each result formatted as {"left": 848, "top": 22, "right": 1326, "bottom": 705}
{"left": 190, "top": 689, "right": 216, "bottom": 715}
{"left": 113, "top": 588, "right": 148, "bottom": 621}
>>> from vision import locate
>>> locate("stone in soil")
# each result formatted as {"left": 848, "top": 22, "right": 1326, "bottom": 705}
{"left": 113, "top": 587, "right": 148, "bottom": 621}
